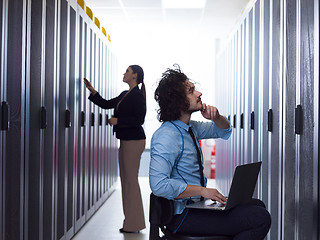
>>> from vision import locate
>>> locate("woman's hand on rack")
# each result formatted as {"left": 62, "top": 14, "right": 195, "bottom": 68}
{"left": 108, "top": 117, "right": 118, "bottom": 126}
{"left": 83, "top": 78, "right": 97, "bottom": 95}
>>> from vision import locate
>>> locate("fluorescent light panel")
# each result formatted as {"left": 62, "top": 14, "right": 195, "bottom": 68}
{"left": 162, "top": 0, "right": 206, "bottom": 9}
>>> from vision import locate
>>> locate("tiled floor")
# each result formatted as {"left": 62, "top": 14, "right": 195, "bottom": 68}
{"left": 71, "top": 176, "right": 216, "bottom": 240}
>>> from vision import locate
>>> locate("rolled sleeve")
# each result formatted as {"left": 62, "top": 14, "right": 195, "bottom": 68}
{"left": 191, "top": 116, "right": 232, "bottom": 140}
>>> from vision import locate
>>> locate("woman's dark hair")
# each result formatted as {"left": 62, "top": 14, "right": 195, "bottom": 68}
{"left": 130, "top": 64, "right": 146, "bottom": 99}
{"left": 154, "top": 65, "right": 190, "bottom": 122}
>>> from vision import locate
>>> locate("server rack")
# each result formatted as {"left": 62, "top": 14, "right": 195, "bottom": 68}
{"left": 215, "top": 0, "right": 319, "bottom": 239}
{"left": 0, "top": 0, "right": 119, "bottom": 240}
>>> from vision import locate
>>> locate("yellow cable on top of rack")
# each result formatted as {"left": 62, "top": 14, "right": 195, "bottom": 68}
{"left": 86, "top": 6, "right": 93, "bottom": 20}
{"left": 77, "top": 0, "right": 85, "bottom": 10}
{"left": 102, "top": 27, "right": 107, "bottom": 37}
{"left": 94, "top": 17, "right": 100, "bottom": 29}
{"left": 108, "top": 34, "right": 111, "bottom": 42}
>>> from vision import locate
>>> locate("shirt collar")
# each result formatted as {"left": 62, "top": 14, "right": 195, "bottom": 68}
{"left": 171, "top": 120, "right": 192, "bottom": 132}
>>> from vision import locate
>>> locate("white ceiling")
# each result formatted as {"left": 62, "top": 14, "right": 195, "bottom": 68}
{"left": 84, "top": 0, "right": 250, "bottom": 39}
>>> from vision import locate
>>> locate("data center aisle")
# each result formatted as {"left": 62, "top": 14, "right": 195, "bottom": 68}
{"left": 71, "top": 178, "right": 217, "bottom": 240}
{"left": 71, "top": 177, "right": 151, "bottom": 240}
{"left": 71, "top": 148, "right": 217, "bottom": 240}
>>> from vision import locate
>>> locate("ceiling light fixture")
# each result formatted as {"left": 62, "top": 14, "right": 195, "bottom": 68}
{"left": 162, "top": 0, "right": 206, "bottom": 9}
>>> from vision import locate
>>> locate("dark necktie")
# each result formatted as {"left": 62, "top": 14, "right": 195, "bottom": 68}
{"left": 188, "top": 127, "right": 205, "bottom": 192}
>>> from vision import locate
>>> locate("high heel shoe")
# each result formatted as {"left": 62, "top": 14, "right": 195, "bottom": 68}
{"left": 119, "top": 228, "right": 140, "bottom": 234}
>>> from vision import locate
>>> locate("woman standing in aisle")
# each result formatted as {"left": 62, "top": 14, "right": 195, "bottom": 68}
{"left": 84, "top": 65, "right": 146, "bottom": 233}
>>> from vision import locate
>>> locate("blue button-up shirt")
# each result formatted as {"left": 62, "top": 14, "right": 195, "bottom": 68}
{"left": 149, "top": 119, "right": 232, "bottom": 215}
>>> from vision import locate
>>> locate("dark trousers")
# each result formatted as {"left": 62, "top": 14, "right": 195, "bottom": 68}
{"left": 167, "top": 199, "right": 271, "bottom": 240}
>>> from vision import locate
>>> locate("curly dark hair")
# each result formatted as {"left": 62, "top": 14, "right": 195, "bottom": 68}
{"left": 154, "top": 65, "right": 190, "bottom": 122}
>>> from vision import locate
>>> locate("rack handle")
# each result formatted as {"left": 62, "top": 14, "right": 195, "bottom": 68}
{"left": 40, "top": 106, "right": 47, "bottom": 129}
{"left": 295, "top": 105, "right": 302, "bottom": 135}
{"left": 91, "top": 112, "right": 95, "bottom": 126}
{"left": 106, "top": 114, "right": 109, "bottom": 125}
{"left": 240, "top": 113, "right": 244, "bottom": 129}
{"left": 81, "top": 111, "right": 85, "bottom": 127}
{"left": 99, "top": 113, "right": 102, "bottom": 126}
{"left": 233, "top": 114, "right": 236, "bottom": 128}
{"left": 267, "top": 109, "right": 273, "bottom": 132}
{"left": 65, "top": 109, "right": 71, "bottom": 128}
{"left": 1, "top": 101, "right": 9, "bottom": 131}
{"left": 250, "top": 111, "right": 254, "bottom": 130}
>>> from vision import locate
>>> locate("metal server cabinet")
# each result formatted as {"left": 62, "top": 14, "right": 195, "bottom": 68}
{"left": 87, "top": 27, "right": 96, "bottom": 219}
{"left": 43, "top": 0, "right": 56, "bottom": 239}
{"left": 246, "top": 7, "right": 253, "bottom": 167}
{"left": 66, "top": 3, "right": 77, "bottom": 239}
{"left": 110, "top": 53, "right": 118, "bottom": 187}
{"left": 266, "top": 0, "right": 283, "bottom": 239}
{"left": 25, "top": 0, "right": 46, "bottom": 239}
{"left": 215, "top": 0, "right": 319, "bottom": 239}
{"left": 239, "top": 21, "right": 245, "bottom": 167}
{"left": 75, "top": 7, "right": 86, "bottom": 233}
{"left": 251, "top": 0, "right": 260, "bottom": 176}
{"left": 259, "top": 0, "right": 271, "bottom": 214}
{"left": 56, "top": 0, "right": 77, "bottom": 239}
{"left": 25, "top": 0, "right": 59, "bottom": 239}
{"left": 101, "top": 41, "right": 108, "bottom": 202}
{"left": 248, "top": 0, "right": 261, "bottom": 200}
{"left": 93, "top": 31, "right": 100, "bottom": 211}
{"left": 283, "top": 1, "right": 298, "bottom": 239}
{"left": 282, "top": 0, "right": 317, "bottom": 239}
{"left": 0, "top": 0, "right": 27, "bottom": 239}
{"left": 106, "top": 47, "right": 113, "bottom": 192}
{"left": 84, "top": 17, "right": 93, "bottom": 222}
{"left": 244, "top": 13, "right": 252, "bottom": 168}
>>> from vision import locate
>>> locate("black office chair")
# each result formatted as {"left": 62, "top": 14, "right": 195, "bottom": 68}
{"left": 149, "top": 193, "right": 232, "bottom": 240}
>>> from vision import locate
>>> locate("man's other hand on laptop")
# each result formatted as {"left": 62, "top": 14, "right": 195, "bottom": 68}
{"left": 201, "top": 188, "right": 227, "bottom": 204}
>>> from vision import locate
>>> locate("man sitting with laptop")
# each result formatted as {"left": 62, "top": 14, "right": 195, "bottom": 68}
{"left": 149, "top": 65, "right": 271, "bottom": 239}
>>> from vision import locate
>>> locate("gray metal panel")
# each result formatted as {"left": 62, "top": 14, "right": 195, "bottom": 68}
{"left": 90, "top": 31, "right": 97, "bottom": 213}
{"left": 97, "top": 38, "right": 102, "bottom": 203}
{"left": 252, "top": 0, "right": 260, "bottom": 168}
{"left": 235, "top": 30, "right": 241, "bottom": 168}
{"left": 245, "top": 11, "right": 253, "bottom": 167}
{"left": 297, "top": 0, "right": 315, "bottom": 238}
{"left": 91, "top": 32, "right": 97, "bottom": 211}
{"left": 43, "top": 0, "right": 56, "bottom": 239}
{"left": 93, "top": 35, "right": 100, "bottom": 208}
{"left": 252, "top": 0, "right": 260, "bottom": 200}
{"left": 83, "top": 20, "right": 89, "bottom": 221}
{"left": 268, "top": 0, "right": 282, "bottom": 239}
{"left": 85, "top": 24, "right": 93, "bottom": 218}
{"left": 56, "top": 0, "right": 68, "bottom": 238}
{"left": 313, "top": 1, "right": 319, "bottom": 239}
{"left": 26, "top": 0, "right": 44, "bottom": 239}
{"left": 5, "top": 0, "right": 26, "bottom": 239}
{"left": 107, "top": 46, "right": 112, "bottom": 190}
{"left": 87, "top": 27, "right": 94, "bottom": 217}
{"left": 100, "top": 42, "right": 106, "bottom": 198}
{"left": 283, "top": 0, "right": 297, "bottom": 239}
{"left": 232, "top": 33, "right": 238, "bottom": 177}
{"left": 66, "top": 4, "right": 76, "bottom": 238}
{"left": 75, "top": 14, "right": 86, "bottom": 232}
{"left": 260, "top": 0, "right": 270, "bottom": 210}
{"left": 239, "top": 22, "right": 245, "bottom": 166}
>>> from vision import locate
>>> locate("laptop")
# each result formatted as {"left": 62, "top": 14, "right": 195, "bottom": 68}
{"left": 186, "top": 161, "right": 262, "bottom": 211}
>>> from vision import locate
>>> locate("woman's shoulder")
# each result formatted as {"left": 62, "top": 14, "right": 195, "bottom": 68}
{"left": 128, "top": 87, "right": 145, "bottom": 100}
